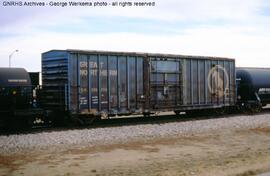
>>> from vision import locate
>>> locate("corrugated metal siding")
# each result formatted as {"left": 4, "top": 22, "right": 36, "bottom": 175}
{"left": 68, "top": 53, "right": 144, "bottom": 115}
{"left": 182, "top": 58, "right": 235, "bottom": 107}
{"left": 41, "top": 51, "right": 68, "bottom": 109}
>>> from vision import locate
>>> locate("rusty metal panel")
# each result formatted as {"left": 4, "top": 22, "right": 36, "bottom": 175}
{"left": 67, "top": 52, "right": 145, "bottom": 115}
{"left": 198, "top": 60, "right": 205, "bottom": 104}
{"left": 78, "top": 55, "right": 89, "bottom": 111}
{"left": 149, "top": 57, "right": 182, "bottom": 109}
{"left": 119, "top": 56, "right": 127, "bottom": 110}
{"left": 108, "top": 56, "right": 117, "bottom": 111}
{"left": 182, "top": 57, "right": 235, "bottom": 107}
{"left": 128, "top": 57, "right": 136, "bottom": 109}
{"left": 136, "top": 57, "right": 144, "bottom": 108}
{"left": 143, "top": 57, "right": 150, "bottom": 111}
{"left": 88, "top": 55, "right": 98, "bottom": 110}
{"left": 99, "top": 55, "right": 108, "bottom": 110}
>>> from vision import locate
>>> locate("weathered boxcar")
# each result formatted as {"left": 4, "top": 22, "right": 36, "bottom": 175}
{"left": 41, "top": 50, "right": 236, "bottom": 120}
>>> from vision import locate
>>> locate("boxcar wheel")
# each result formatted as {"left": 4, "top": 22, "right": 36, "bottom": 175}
{"left": 174, "top": 111, "right": 181, "bottom": 115}
{"left": 143, "top": 113, "right": 150, "bottom": 118}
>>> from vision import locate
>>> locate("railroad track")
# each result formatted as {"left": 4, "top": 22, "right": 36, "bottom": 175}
{"left": 1, "top": 108, "right": 270, "bottom": 136}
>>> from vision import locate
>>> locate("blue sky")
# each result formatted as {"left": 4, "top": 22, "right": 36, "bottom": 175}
{"left": 0, "top": 0, "right": 270, "bottom": 71}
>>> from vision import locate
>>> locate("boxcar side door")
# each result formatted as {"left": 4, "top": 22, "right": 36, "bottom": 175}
{"left": 149, "top": 58, "right": 182, "bottom": 110}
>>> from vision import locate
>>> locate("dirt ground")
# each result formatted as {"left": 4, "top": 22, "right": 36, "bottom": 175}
{"left": 1, "top": 127, "right": 270, "bottom": 176}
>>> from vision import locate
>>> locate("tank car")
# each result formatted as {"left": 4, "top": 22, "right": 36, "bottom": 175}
{"left": 0, "top": 68, "right": 32, "bottom": 126}
{"left": 0, "top": 68, "right": 43, "bottom": 128}
{"left": 236, "top": 67, "right": 270, "bottom": 112}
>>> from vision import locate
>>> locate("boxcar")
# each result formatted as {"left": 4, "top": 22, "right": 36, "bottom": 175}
{"left": 41, "top": 50, "right": 236, "bottom": 120}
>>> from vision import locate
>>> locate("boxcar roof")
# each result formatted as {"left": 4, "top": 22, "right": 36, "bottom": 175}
{"left": 43, "top": 49, "right": 235, "bottom": 61}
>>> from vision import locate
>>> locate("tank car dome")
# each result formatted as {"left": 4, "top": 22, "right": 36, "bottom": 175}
{"left": 0, "top": 67, "right": 31, "bottom": 87}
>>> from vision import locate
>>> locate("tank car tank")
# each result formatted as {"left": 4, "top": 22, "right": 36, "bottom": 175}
{"left": 236, "top": 67, "right": 270, "bottom": 111}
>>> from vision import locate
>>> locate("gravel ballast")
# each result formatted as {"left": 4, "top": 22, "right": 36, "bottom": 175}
{"left": 0, "top": 114, "right": 270, "bottom": 155}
